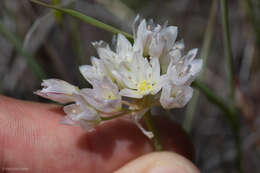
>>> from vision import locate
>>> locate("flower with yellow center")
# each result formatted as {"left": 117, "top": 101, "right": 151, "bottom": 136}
{"left": 80, "top": 77, "right": 122, "bottom": 113}
{"left": 118, "top": 56, "right": 165, "bottom": 99}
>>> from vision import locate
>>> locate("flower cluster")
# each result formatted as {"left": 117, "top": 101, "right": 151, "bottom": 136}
{"left": 35, "top": 16, "right": 202, "bottom": 138}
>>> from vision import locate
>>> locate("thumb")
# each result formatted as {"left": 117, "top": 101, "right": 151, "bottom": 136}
{"left": 114, "top": 152, "right": 200, "bottom": 173}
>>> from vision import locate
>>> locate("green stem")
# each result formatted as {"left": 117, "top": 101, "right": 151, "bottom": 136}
{"left": 184, "top": 0, "right": 218, "bottom": 132}
{"left": 0, "top": 21, "right": 46, "bottom": 80}
{"left": 30, "top": 0, "right": 133, "bottom": 41}
{"left": 143, "top": 110, "right": 162, "bottom": 151}
{"left": 221, "top": 0, "right": 235, "bottom": 103}
{"left": 52, "top": 0, "right": 63, "bottom": 22}
{"left": 220, "top": 1, "right": 242, "bottom": 172}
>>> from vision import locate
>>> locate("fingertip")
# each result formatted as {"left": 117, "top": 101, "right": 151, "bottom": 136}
{"left": 114, "top": 151, "right": 200, "bottom": 173}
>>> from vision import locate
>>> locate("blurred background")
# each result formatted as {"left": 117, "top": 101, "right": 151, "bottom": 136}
{"left": 0, "top": 0, "right": 260, "bottom": 172}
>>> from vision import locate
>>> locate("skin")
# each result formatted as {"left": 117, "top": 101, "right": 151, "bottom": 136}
{"left": 0, "top": 96, "right": 199, "bottom": 173}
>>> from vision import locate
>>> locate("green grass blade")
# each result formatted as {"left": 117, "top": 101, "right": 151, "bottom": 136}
{"left": 221, "top": 0, "right": 235, "bottom": 102}
{"left": 30, "top": 0, "right": 133, "bottom": 41}
{"left": 52, "top": 0, "right": 63, "bottom": 22}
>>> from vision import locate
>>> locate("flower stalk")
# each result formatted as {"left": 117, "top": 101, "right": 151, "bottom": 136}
{"left": 143, "top": 110, "right": 162, "bottom": 151}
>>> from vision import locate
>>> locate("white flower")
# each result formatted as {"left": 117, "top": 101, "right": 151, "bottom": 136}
{"left": 160, "top": 48, "right": 202, "bottom": 109}
{"left": 160, "top": 83, "right": 193, "bottom": 109}
{"left": 132, "top": 16, "right": 179, "bottom": 73}
{"left": 167, "top": 48, "right": 202, "bottom": 86}
{"left": 61, "top": 94, "right": 100, "bottom": 131}
{"left": 80, "top": 77, "right": 121, "bottom": 113}
{"left": 79, "top": 57, "right": 108, "bottom": 84}
{"left": 34, "top": 79, "right": 79, "bottom": 104}
{"left": 93, "top": 34, "right": 134, "bottom": 67}
{"left": 117, "top": 55, "right": 165, "bottom": 98}
{"left": 160, "top": 39, "right": 185, "bottom": 74}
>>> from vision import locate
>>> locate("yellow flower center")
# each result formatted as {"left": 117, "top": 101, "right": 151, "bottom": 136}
{"left": 138, "top": 80, "right": 152, "bottom": 94}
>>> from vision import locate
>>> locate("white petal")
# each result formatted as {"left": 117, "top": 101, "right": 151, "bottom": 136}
{"left": 61, "top": 97, "right": 100, "bottom": 131}
{"left": 150, "top": 58, "right": 160, "bottom": 82}
{"left": 160, "top": 83, "right": 172, "bottom": 109}
{"left": 100, "top": 76, "right": 119, "bottom": 93}
{"left": 41, "top": 79, "right": 78, "bottom": 94}
{"left": 34, "top": 90, "right": 74, "bottom": 104}
{"left": 136, "top": 19, "right": 147, "bottom": 39}
{"left": 117, "top": 34, "right": 132, "bottom": 54}
{"left": 111, "top": 69, "right": 126, "bottom": 88}
{"left": 186, "top": 48, "right": 198, "bottom": 62}
{"left": 80, "top": 57, "right": 109, "bottom": 84}
{"left": 151, "top": 85, "right": 162, "bottom": 95}
{"left": 119, "top": 88, "right": 142, "bottom": 98}
{"left": 136, "top": 56, "right": 150, "bottom": 81}
{"left": 149, "top": 34, "right": 165, "bottom": 58}
{"left": 132, "top": 14, "right": 140, "bottom": 39}
{"left": 72, "top": 94, "right": 98, "bottom": 120}
{"left": 91, "top": 57, "right": 103, "bottom": 70}
{"left": 97, "top": 47, "right": 117, "bottom": 61}
{"left": 79, "top": 65, "right": 95, "bottom": 83}
{"left": 150, "top": 77, "right": 166, "bottom": 95}
{"left": 171, "top": 86, "right": 193, "bottom": 108}
{"left": 118, "top": 66, "right": 138, "bottom": 89}
{"left": 63, "top": 103, "right": 81, "bottom": 116}
{"left": 62, "top": 102, "right": 99, "bottom": 128}
{"left": 160, "top": 39, "right": 183, "bottom": 74}
{"left": 35, "top": 79, "right": 78, "bottom": 103}
{"left": 78, "top": 121, "right": 97, "bottom": 131}
{"left": 190, "top": 58, "right": 203, "bottom": 76}
{"left": 161, "top": 26, "right": 178, "bottom": 51}
{"left": 133, "top": 19, "right": 151, "bottom": 54}
{"left": 79, "top": 88, "right": 103, "bottom": 110}
{"left": 160, "top": 54, "right": 171, "bottom": 74}
{"left": 160, "top": 84, "right": 193, "bottom": 109}
{"left": 169, "top": 49, "right": 182, "bottom": 63}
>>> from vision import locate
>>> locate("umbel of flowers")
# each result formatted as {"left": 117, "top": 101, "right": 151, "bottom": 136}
{"left": 35, "top": 16, "right": 202, "bottom": 138}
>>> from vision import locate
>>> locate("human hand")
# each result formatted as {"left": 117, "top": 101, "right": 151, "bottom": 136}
{"left": 0, "top": 96, "right": 199, "bottom": 173}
